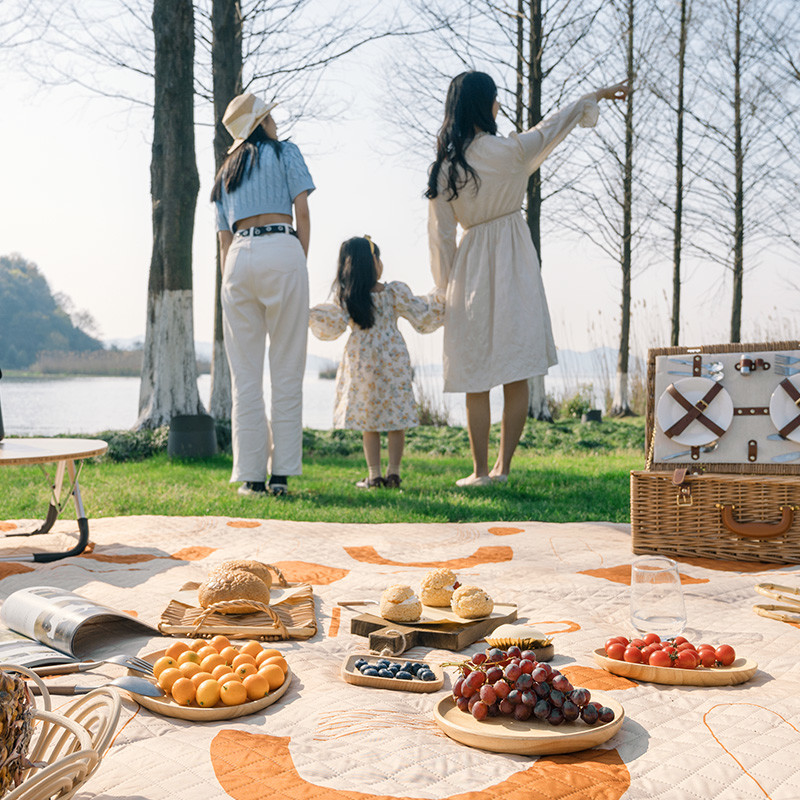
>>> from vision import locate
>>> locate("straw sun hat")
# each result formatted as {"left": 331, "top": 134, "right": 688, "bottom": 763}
{"left": 223, "top": 92, "right": 278, "bottom": 154}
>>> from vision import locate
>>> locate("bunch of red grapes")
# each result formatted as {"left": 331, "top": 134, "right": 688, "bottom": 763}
{"left": 452, "top": 646, "right": 615, "bottom": 726}
{"left": 604, "top": 634, "right": 736, "bottom": 669}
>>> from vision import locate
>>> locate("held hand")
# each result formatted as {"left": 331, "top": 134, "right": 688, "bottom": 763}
{"left": 595, "top": 81, "right": 629, "bottom": 102}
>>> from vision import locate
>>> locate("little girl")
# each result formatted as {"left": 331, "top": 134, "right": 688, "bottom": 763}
{"left": 309, "top": 236, "right": 443, "bottom": 488}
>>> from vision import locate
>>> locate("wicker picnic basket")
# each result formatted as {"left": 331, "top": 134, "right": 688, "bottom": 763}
{"left": 632, "top": 341, "right": 800, "bottom": 564}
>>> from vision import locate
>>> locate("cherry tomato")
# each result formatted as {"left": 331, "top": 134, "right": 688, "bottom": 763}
{"left": 648, "top": 649, "right": 673, "bottom": 668}
{"left": 676, "top": 649, "right": 698, "bottom": 669}
{"left": 640, "top": 645, "right": 658, "bottom": 659}
{"left": 697, "top": 644, "right": 716, "bottom": 653}
{"left": 643, "top": 633, "right": 661, "bottom": 646}
{"left": 715, "top": 644, "right": 736, "bottom": 666}
{"left": 698, "top": 649, "right": 716, "bottom": 668}
{"left": 623, "top": 647, "right": 643, "bottom": 664}
{"left": 661, "top": 645, "right": 678, "bottom": 656}
{"left": 606, "top": 642, "right": 626, "bottom": 661}
{"left": 605, "top": 637, "right": 627, "bottom": 651}
{"left": 672, "top": 636, "right": 689, "bottom": 646}
{"left": 677, "top": 641, "right": 696, "bottom": 652}
{"left": 630, "top": 638, "right": 646, "bottom": 649}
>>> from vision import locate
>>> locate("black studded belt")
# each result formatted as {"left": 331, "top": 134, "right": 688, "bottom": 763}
{"left": 236, "top": 224, "right": 297, "bottom": 238}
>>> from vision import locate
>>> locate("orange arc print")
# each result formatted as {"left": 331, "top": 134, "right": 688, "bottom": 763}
{"left": 579, "top": 565, "right": 708, "bottom": 586}
{"left": 272, "top": 562, "right": 349, "bottom": 585}
{"left": 343, "top": 545, "right": 513, "bottom": 569}
{"left": 488, "top": 527, "right": 525, "bottom": 536}
{"left": 211, "top": 731, "right": 630, "bottom": 800}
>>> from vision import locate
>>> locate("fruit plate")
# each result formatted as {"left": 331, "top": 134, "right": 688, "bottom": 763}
{"left": 592, "top": 648, "right": 758, "bottom": 686}
{"left": 341, "top": 653, "right": 444, "bottom": 693}
{"left": 127, "top": 649, "right": 292, "bottom": 721}
{"left": 433, "top": 692, "right": 624, "bottom": 755}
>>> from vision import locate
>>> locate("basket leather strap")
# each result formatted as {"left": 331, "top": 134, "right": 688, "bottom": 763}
{"left": 664, "top": 382, "right": 725, "bottom": 439}
{"left": 778, "top": 379, "right": 800, "bottom": 438}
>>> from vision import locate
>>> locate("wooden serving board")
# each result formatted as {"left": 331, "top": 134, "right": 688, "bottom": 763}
{"left": 350, "top": 603, "right": 517, "bottom": 654}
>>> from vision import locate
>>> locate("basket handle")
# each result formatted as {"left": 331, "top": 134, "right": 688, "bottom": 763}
{"left": 719, "top": 504, "right": 795, "bottom": 539}
{"left": 191, "top": 600, "right": 289, "bottom": 638}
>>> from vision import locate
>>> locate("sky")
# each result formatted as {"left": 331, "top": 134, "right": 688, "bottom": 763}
{"left": 1, "top": 6, "right": 798, "bottom": 374}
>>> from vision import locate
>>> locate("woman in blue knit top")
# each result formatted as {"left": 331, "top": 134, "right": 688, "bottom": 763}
{"left": 211, "top": 93, "right": 315, "bottom": 497}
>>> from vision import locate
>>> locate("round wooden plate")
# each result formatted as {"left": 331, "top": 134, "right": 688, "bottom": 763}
{"left": 127, "top": 649, "right": 292, "bottom": 721}
{"left": 433, "top": 692, "right": 624, "bottom": 755}
{"left": 341, "top": 653, "right": 444, "bottom": 693}
{"left": 592, "top": 648, "right": 758, "bottom": 686}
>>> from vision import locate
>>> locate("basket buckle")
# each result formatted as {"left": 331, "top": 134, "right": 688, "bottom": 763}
{"left": 676, "top": 484, "right": 693, "bottom": 507}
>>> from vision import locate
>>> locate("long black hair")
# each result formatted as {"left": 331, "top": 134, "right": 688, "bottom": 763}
{"left": 210, "top": 123, "right": 282, "bottom": 202}
{"left": 335, "top": 237, "right": 380, "bottom": 330}
{"left": 425, "top": 71, "right": 498, "bottom": 201}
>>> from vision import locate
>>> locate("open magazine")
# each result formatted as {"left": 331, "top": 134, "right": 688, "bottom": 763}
{"left": 0, "top": 585, "right": 156, "bottom": 669}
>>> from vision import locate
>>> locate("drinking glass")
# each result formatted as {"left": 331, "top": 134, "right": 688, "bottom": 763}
{"left": 630, "top": 556, "right": 687, "bottom": 638}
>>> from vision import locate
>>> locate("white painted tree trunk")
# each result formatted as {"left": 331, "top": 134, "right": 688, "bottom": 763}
{"left": 209, "top": 338, "right": 232, "bottom": 419}
{"left": 527, "top": 375, "right": 552, "bottom": 421}
{"left": 137, "top": 289, "right": 205, "bottom": 428}
{"left": 610, "top": 370, "right": 632, "bottom": 417}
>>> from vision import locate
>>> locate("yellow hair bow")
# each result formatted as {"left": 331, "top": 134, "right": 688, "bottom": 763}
{"left": 364, "top": 234, "right": 375, "bottom": 255}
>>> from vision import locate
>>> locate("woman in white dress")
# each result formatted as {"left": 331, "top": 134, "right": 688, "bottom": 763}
{"left": 427, "top": 71, "right": 628, "bottom": 487}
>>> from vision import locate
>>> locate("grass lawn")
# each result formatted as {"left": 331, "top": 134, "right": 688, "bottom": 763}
{"left": 3, "top": 418, "right": 646, "bottom": 524}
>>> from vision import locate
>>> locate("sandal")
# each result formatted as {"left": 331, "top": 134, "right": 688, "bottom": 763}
{"left": 355, "top": 476, "right": 385, "bottom": 489}
{"left": 384, "top": 474, "right": 402, "bottom": 489}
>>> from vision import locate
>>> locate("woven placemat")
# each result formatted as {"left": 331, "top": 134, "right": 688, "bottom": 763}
{"left": 158, "top": 583, "right": 317, "bottom": 640}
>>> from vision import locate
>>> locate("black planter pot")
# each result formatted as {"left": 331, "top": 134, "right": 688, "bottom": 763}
{"left": 167, "top": 414, "right": 217, "bottom": 458}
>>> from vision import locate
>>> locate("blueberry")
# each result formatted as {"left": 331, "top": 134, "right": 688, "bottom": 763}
{"left": 420, "top": 670, "right": 437, "bottom": 681}
{"left": 412, "top": 663, "right": 425, "bottom": 674}
{"left": 396, "top": 671, "right": 414, "bottom": 680}
{"left": 377, "top": 669, "right": 394, "bottom": 678}
{"left": 376, "top": 659, "right": 390, "bottom": 668}
{"left": 354, "top": 659, "right": 367, "bottom": 669}
{"left": 402, "top": 662, "right": 414, "bottom": 673}
{"left": 388, "top": 664, "right": 401, "bottom": 673}
{"left": 362, "top": 667, "right": 379, "bottom": 676}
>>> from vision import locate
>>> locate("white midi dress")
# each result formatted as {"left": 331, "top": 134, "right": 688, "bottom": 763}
{"left": 428, "top": 93, "right": 600, "bottom": 393}
{"left": 309, "top": 281, "right": 443, "bottom": 431}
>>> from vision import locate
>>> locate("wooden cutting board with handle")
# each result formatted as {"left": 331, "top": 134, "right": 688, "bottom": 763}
{"left": 349, "top": 603, "right": 517, "bottom": 654}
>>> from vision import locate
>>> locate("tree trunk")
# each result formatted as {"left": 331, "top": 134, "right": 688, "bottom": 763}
{"left": 209, "top": 0, "right": 243, "bottom": 420}
{"left": 611, "top": 0, "right": 634, "bottom": 417}
{"left": 671, "top": 0, "right": 687, "bottom": 347}
{"left": 731, "top": 0, "right": 744, "bottom": 344}
{"left": 525, "top": 0, "right": 552, "bottom": 421}
{"left": 137, "top": 0, "right": 202, "bottom": 429}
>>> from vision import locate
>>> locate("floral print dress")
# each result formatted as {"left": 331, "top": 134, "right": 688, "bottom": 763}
{"left": 309, "top": 281, "right": 444, "bottom": 431}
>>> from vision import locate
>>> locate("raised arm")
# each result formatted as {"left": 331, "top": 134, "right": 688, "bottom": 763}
{"left": 514, "top": 81, "right": 629, "bottom": 174}
{"left": 392, "top": 282, "right": 444, "bottom": 334}
{"left": 309, "top": 302, "right": 348, "bottom": 341}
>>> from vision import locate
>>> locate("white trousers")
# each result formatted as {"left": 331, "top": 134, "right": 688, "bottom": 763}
{"left": 221, "top": 233, "right": 309, "bottom": 481}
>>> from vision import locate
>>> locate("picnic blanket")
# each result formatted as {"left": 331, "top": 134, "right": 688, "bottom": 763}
{"left": 1, "top": 515, "right": 799, "bottom": 800}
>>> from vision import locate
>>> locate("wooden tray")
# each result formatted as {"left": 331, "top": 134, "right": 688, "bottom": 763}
{"left": 433, "top": 692, "right": 624, "bottom": 755}
{"left": 592, "top": 648, "right": 758, "bottom": 686}
{"left": 159, "top": 583, "right": 316, "bottom": 640}
{"left": 341, "top": 653, "right": 444, "bottom": 693}
{"left": 127, "top": 649, "right": 292, "bottom": 721}
{"left": 350, "top": 603, "right": 517, "bottom": 655}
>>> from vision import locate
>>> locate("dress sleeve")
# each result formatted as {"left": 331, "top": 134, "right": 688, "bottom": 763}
{"left": 511, "top": 93, "right": 599, "bottom": 175}
{"left": 282, "top": 142, "right": 316, "bottom": 200}
{"left": 428, "top": 192, "right": 458, "bottom": 291}
{"left": 391, "top": 282, "right": 444, "bottom": 334}
{"left": 309, "top": 303, "right": 348, "bottom": 340}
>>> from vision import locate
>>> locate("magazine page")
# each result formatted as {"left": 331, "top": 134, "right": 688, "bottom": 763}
{"left": 0, "top": 586, "right": 157, "bottom": 659}
{"left": 0, "top": 629, "right": 75, "bottom": 669}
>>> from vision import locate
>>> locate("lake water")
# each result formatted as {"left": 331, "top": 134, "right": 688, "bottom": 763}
{"left": 0, "top": 371, "right": 464, "bottom": 435}
{"left": 0, "top": 368, "right": 598, "bottom": 436}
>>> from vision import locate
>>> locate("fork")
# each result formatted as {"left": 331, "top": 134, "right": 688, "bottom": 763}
{"left": 662, "top": 442, "right": 719, "bottom": 461}
{"left": 33, "top": 654, "right": 154, "bottom": 676}
{"left": 667, "top": 370, "right": 724, "bottom": 381}
{"left": 775, "top": 354, "right": 800, "bottom": 366}
{"left": 775, "top": 365, "right": 800, "bottom": 377}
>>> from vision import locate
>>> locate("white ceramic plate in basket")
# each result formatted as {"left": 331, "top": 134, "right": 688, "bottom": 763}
{"left": 769, "top": 375, "right": 800, "bottom": 444}
{"left": 656, "top": 377, "right": 733, "bottom": 446}
{"left": 433, "top": 692, "right": 624, "bottom": 755}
